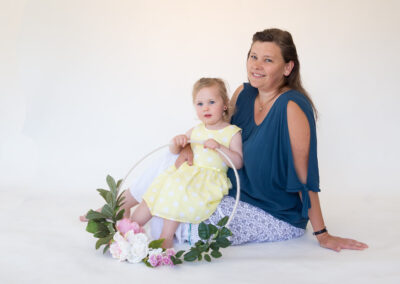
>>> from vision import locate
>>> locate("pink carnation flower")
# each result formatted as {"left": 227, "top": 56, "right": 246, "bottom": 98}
{"left": 148, "top": 249, "right": 164, "bottom": 267}
{"left": 148, "top": 254, "right": 161, "bottom": 267}
{"left": 165, "top": 248, "right": 176, "bottom": 257}
{"left": 162, "top": 255, "right": 174, "bottom": 266}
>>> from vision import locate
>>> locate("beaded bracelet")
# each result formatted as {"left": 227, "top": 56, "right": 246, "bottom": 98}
{"left": 313, "top": 227, "right": 328, "bottom": 236}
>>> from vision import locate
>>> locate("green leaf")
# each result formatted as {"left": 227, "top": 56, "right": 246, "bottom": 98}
{"left": 107, "top": 223, "right": 115, "bottom": 234}
{"left": 210, "top": 242, "right": 220, "bottom": 251}
{"left": 175, "top": 250, "right": 185, "bottom": 258}
{"left": 216, "top": 237, "right": 231, "bottom": 248}
{"left": 94, "top": 230, "right": 110, "bottom": 238}
{"left": 95, "top": 235, "right": 113, "bottom": 250}
{"left": 117, "top": 195, "right": 126, "bottom": 207}
{"left": 116, "top": 179, "right": 123, "bottom": 190}
{"left": 96, "top": 222, "right": 110, "bottom": 232}
{"left": 198, "top": 222, "right": 210, "bottom": 240}
{"left": 106, "top": 175, "right": 117, "bottom": 199}
{"left": 144, "top": 260, "right": 154, "bottom": 268}
{"left": 97, "top": 189, "right": 111, "bottom": 203}
{"left": 171, "top": 256, "right": 183, "bottom": 265}
{"left": 198, "top": 254, "right": 202, "bottom": 261}
{"left": 184, "top": 249, "right": 199, "bottom": 262}
{"left": 204, "top": 254, "right": 211, "bottom": 262}
{"left": 211, "top": 250, "right": 222, "bottom": 258}
{"left": 198, "top": 244, "right": 209, "bottom": 253}
{"left": 208, "top": 224, "right": 218, "bottom": 235}
{"left": 116, "top": 190, "right": 126, "bottom": 208}
{"left": 106, "top": 175, "right": 117, "bottom": 191}
{"left": 220, "top": 227, "right": 233, "bottom": 238}
{"left": 86, "top": 210, "right": 107, "bottom": 220}
{"left": 101, "top": 204, "right": 114, "bottom": 218}
{"left": 86, "top": 220, "right": 99, "bottom": 234}
{"left": 174, "top": 259, "right": 183, "bottom": 265}
{"left": 115, "top": 208, "right": 125, "bottom": 221}
{"left": 107, "top": 192, "right": 113, "bottom": 206}
{"left": 103, "top": 244, "right": 110, "bottom": 254}
{"left": 217, "top": 216, "right": 229, "bottom": 227}
{"left": 195, "top": 240, "right": 205, "bottom": 247}
{"left": 149, "top": 239, "right": 164, "bottom": 249}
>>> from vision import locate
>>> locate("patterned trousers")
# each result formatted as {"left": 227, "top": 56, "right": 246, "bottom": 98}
{"left": 186, "top": 196, "right": 305, "bottom": 245}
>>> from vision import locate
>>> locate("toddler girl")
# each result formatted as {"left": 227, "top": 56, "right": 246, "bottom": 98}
{"left": 130, "top": 78, "right": 243, "bottom": 248}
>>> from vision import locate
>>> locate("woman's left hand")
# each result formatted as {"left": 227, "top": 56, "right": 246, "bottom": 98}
{"left": 317, "top": 233, "right": 368, "bottom": 252}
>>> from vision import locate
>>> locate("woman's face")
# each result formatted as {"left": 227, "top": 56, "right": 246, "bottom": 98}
{"left": 246, "top": 41, "right": 293, "bottom": 92}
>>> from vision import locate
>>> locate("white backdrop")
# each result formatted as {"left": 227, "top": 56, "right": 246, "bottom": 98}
{"left": 2, "top": 1, "right": 400, "bottom": 283}
{"left": 1, "top": 0, "right": 399, "bottom": 195}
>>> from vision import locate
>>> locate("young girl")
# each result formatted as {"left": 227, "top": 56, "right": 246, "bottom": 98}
{"left": 129, "top": 78, "right": 243, "bottom": 248}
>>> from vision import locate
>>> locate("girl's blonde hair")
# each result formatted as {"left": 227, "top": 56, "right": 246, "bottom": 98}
{"left": 192, "top": 78, "right": 232, "bottom": 122}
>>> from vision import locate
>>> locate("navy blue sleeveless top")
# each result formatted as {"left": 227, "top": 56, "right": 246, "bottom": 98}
{"left": 227, "top": 83, "right": 320, "bottom": 229}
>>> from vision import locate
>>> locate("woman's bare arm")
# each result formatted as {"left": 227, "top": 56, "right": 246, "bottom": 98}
{"left": 287, "top": 101, "right": 368, "bottom": 251}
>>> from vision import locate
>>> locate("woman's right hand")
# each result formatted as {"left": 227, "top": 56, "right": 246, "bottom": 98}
{"left": 175, "top": 144, "right": 193, "bottom": 168}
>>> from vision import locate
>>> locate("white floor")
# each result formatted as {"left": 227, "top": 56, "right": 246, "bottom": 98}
{"left": 1, "top": 189, "right": 399, "bottom": 284}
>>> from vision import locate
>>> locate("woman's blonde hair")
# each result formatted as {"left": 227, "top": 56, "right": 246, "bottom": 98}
{"left": 192, "top": 78, "right": 232, "bottom": 122}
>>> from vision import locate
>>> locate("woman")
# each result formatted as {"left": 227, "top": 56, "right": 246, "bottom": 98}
{"left": 123, "top": 28, "right": 368, "bottom": 251}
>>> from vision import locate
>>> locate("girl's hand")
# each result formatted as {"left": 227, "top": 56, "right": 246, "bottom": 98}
{"left": 204, "top": 139, "right": 220, "bottom": 150}
{"left": 317, "top": 233, "right": 368, "bottom": 252}
{"left": 173, "top": 135, "right": 188, "bottom": 148}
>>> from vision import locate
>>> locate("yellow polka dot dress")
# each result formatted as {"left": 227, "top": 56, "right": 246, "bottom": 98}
{"left": 143, "top": 123, "right": 241, "bottom": 224}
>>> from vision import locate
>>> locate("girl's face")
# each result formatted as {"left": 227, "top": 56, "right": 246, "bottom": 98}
{"left": 194, "top": 86, "right": 226, "bottom": 128}
{"left": 247, "top": 41, "right": 293, "bottom": 92}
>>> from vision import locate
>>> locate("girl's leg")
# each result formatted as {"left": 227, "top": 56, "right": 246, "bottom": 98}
{"left": 130, "top": 201, "right": 152, "bottom": 226}
{"left": 160, "top": 219, "right": 180, "bottom": 248}
{"left": 120, "top": 190, "right": 140, "bottom": 218}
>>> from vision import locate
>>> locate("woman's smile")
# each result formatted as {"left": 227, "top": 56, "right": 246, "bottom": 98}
{"left": 250, "top": 72, "right": 266, "bottom": 78}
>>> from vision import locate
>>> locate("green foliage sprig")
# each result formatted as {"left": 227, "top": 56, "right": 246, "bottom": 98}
{"left": 85, "top": 175, "right": 125, "bottom": 253}
{"left": 171, "top": 216, "right": 233, "bottom": 265}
